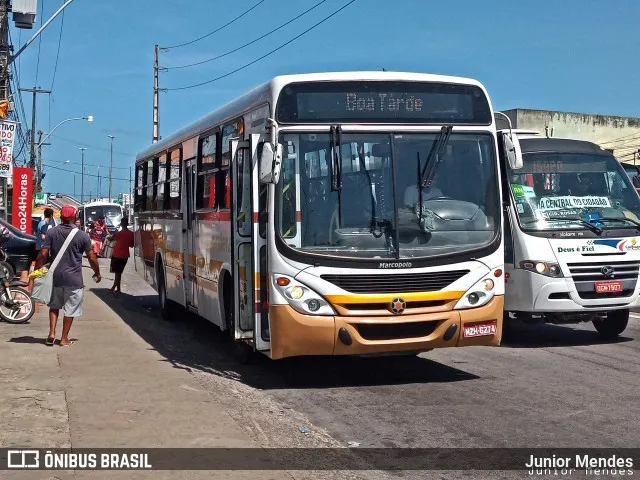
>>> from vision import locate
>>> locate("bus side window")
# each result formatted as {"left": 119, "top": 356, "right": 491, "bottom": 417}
{"left": 168, "top": 150, "right": 181, "bottom": 211}
{"left": 146, "top": 158, "right": 156, "bottom": 211}
{"left": 197, "top": 132, "right": 218, "bottom": 210}
{"left": 156, "top": 154, "right": 167, "bottom": 211}
{"left": 135, "top": 164, "right": 145, "bottom": 212}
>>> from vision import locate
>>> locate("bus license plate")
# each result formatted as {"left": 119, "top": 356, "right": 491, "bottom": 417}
{"left": 595, "top": 281, "right": 623, "bottom": 293}
{"left": 463, "top": 321, "right": 497, "bottom": 338}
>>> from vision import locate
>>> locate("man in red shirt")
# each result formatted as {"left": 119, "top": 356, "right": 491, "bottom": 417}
{"left": 106, "top": 217, "right": 134, "bottom": 294}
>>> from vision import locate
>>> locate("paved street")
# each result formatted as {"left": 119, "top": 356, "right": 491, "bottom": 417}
{"left": 1, "top": 257, "right": 638, "bottom": 479}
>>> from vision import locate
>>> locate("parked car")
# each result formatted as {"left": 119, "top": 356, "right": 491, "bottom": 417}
{"left": 0, "top": 218, "right": 37, "bottom": 274}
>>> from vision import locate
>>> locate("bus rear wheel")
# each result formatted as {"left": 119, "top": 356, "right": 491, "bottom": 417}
{"left": 593, "top": 309, "right": 629, "bottom": 339}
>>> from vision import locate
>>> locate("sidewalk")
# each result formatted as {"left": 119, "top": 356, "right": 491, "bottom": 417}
{"left": 0, "top": 262, "right": 291, "bottom": 480}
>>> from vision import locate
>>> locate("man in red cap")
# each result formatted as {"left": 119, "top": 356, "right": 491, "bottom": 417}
{"left": 33, "top": 204, "right": 102, "bottom": 346}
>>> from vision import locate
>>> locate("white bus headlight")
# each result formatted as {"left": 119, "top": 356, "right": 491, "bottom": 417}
{"left": 272, "top": 274, "right": 336, "bottom": 316}
{"left": 454, "top": 277, "right": 497, "bottom": 310}
{"left": 521, "top": 260, "right": 562, "bottom": 278}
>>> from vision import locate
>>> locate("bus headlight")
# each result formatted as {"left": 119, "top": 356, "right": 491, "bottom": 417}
{"left": 272, "top": 274, "right": 336, "bottom": 316}
{"left": 454, "top": 277, "right": 496, "bottom": 310}
{"left": 520, "top": 260, "right": 562, "bottom": 278}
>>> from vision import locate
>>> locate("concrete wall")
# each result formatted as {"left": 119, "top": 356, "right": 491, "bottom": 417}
{"left": 498, "top": 109, "right": 640, "bottom": 165}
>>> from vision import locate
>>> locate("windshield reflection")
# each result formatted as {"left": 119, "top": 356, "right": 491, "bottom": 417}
{"left": 275, "top": 132, "right": 499, "bottom": 260}
{"left": 508, "top": 153, "right": 640, "bottom": 231}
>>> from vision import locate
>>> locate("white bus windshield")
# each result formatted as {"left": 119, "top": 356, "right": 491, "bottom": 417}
{"left": 508, "top": 153, "right": 640, "bottom": 231}
{"left": 84, "top": 205, "right": 123, "bottom": 227}
{"left": 275, "top": 132, "right": 499, "bottom": 260}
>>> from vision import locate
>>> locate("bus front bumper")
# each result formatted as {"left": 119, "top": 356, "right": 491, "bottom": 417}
{"left": 505, "top": 269, "right": 638, "bottom": 313}
{"left": 269, "top": 296, "right": 503, "bottom": 360}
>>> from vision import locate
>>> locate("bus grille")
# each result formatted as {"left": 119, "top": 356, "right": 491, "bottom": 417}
{"left": 567, "top": 261, "right": 639, "bottom": 299}
{"left": 320, "top": 270, "right": 469, "bottom": 294}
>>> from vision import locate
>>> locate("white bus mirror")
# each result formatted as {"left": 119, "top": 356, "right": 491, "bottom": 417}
{"left": 503, "top": 132, "right": 523, "bottom": 170}
{"left": 259, "top": 142, "right": 283, "bottom": 184}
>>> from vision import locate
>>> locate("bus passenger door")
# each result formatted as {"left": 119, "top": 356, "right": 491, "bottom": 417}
{"left": 231, "top": 139, "right": 254, "bottom": 340}
{"left": 184, "top": 160, "right": 198, "bottom": 309}
{"left": 250, "top": 134, "right": 270, "bottom": 353}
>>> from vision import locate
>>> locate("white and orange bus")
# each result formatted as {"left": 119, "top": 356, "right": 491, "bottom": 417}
{"left": 133, "top": 72, "right": 519, "bottom": 360}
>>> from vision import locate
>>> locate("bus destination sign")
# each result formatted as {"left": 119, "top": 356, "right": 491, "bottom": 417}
{"left": 276, "top": 81, "right": 492, "bottom": 125}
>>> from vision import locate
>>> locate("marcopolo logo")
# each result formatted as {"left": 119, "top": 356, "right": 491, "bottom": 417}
{"left": 378, "top": 262, "right": 412, "bottom": 269}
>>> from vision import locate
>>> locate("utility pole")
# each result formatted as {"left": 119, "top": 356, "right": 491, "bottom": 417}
{"left": 108, "top": 135, "right": 114, "bottom": 200}
{"left": 97, "top": 166, "right": 101, "bottom": 198}
{"left": 153, "top": 45, "right": 160, "bottom": 143}
{"left": 19, "top": 87, "right": 51, "bottom": 168}
{"left": 129, "top": 166, "right": 133, "bottom": 218}
{"left": 34, "top": 130, "right": 50, "bottom": 193}
{"left": 79, "top": 147, "right": 86, "bottom": 203}
{"left": 0, "top": 0, "right": 10, "bottom": 221}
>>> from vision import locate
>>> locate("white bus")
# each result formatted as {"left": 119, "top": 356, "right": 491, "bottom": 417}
{"left": 499, "top": 127, "right": 640, "bottom": 337}
{"left": 78, "top": 201, "right": 124, "bottom": 235}
{"left": 133, "top": 72, "right": 513, "bottom": 360}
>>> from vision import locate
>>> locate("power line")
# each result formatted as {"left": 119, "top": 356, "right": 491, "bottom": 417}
{"left": 50, "top": 7, "right": 65, "bottom": 90}
{"left": 167, "top": 0, "right": 357, "bottom": 91}
{"left": 47, "top": 134, "right": 136, "bottom": 157}
{"left": 600, "top": 132, "right": 640, "bottom": 146}
{"left": 165, "top": 0, "right": 328, "bottom": 70}
{"left": 56, "top": 159, "right": 130, "bottom": 170}
{"left": 43, "top": 162, "right": 130, "bottom": 181}
{"left": 162, "top": 0, "right": 266, "bottom": 50}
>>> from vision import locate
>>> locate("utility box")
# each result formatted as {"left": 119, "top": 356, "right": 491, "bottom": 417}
{"left": 12, "top": 0, "right": 37, "bottom": 29}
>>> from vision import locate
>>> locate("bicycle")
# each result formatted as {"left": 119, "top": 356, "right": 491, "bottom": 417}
{"left": 0, "top": 264, "right": 35, "bottom": 324}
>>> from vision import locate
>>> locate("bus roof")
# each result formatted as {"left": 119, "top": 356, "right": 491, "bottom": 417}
{"left": 81, "top": 201, "right": 122, "bottom": 208}
{"left": 514, "top": 136, "right": 612, "bottom": 156}
{"left": 136, "top": 71, "right": 491, "bottom": 163}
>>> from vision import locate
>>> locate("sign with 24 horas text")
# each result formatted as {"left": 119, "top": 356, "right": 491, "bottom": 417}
{"left": 0, "top": 120, "right": 17, "bottom": 178}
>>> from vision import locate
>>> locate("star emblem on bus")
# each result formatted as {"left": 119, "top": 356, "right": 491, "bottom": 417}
{"left": 390, "top": 298, "right": 406, "bottom": 314}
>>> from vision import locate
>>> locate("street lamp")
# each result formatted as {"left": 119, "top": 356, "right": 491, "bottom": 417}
{"left": 79, "top": 148, "right": 87, "bottom": 203}
{"left": 36, "top": 116, "right": 94, "bottom": 148}
{"left": 108, "top": 135, "right": 115, "bottom": 201}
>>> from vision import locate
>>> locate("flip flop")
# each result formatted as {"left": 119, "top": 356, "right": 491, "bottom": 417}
{"left": 45, "top": 337, "right": 55, "bottom": 346}
{"left": 59, "top": 340, "right": 76, "bottom": 347}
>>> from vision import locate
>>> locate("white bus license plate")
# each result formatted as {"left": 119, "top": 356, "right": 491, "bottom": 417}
{"left": 594, "top": 281, "right": 623, "bottom": 293}
{"left": 463, "top": 321, "right": 497, "bottom": 338}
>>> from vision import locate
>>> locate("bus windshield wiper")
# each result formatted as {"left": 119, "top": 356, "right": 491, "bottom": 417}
{"left": 540, "top": 216, "right": 603, "bottom": 235}
{"left": 595, "top": 216, "right": 640, "bottom": 232}
{"left": 419, "top": 125, "right": 453, "bottom": 189}
{"left": 330, "top": 125, "right": 343, "bottom": 226}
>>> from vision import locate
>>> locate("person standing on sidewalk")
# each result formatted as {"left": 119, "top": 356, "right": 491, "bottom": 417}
{"left": 36, "top": 208, "right": 56, "bottom": 250}
{"left": 33, "top": 205, "right": 102, "bottom": 346}
{"left": 106, "top": 217, "right": 134, "bottom": 294}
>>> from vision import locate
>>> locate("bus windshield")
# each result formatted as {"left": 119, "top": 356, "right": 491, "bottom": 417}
{"left": 275, "top": 132, "right": 499, "bottom": 260}
{"left": 508, "top": 153, "right": 640, "bottom": 231}
{"left": 84, "top": 205, "right": 123, "bottom": 227}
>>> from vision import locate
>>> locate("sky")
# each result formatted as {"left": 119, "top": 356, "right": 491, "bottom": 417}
{"left": 10, "top": 0, "right": 640, "bottom": 197}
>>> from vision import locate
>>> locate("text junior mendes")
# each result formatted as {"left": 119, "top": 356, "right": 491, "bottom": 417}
{"left": 40, "top": 451, "right": 151, "bottom": 469}
{"left": 526, "top": 454, "right": 634, "bottom": 473}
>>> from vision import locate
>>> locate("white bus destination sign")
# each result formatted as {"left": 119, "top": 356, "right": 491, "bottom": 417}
{"left": 276, "top": 81, "right": 492, "bottom": 124}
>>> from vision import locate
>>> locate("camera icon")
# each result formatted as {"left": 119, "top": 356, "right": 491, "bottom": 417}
{"left": 7, "top": 450, "right": 40, "bottom": 468}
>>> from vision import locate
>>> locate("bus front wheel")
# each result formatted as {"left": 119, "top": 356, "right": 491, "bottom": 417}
{"left": 593, "top": 309, "right": 629, "bottom": 339}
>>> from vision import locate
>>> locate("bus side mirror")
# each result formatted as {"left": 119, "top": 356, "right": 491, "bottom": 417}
{"left": 503, "top": 132, "right": 523, "bottom": 170}
{"left": 259, "top": 142, "right": 283, "bottom": 184}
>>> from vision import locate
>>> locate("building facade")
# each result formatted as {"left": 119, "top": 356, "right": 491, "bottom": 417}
{"left": 497, "top": 109, "right": 640, "bottom": 165}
